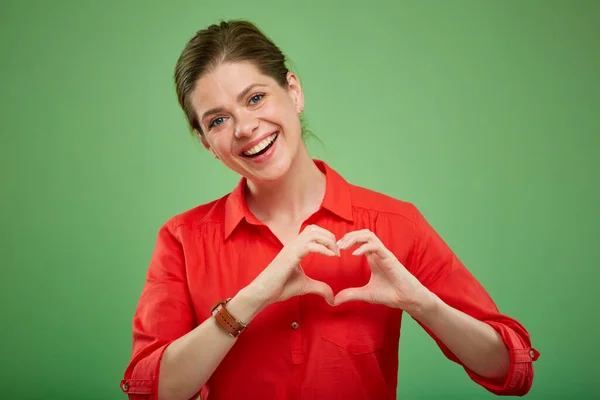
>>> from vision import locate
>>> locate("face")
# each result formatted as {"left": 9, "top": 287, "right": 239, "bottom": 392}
{"left": 191, "top": 61, "right": 305, "bottom": 183}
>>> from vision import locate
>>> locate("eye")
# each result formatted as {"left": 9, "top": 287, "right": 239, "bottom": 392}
{"left": 209, "top": 116, "right": 226, "bottom": 129}
{"left": 249, "top": 93, "right": 264, "bottom": 105}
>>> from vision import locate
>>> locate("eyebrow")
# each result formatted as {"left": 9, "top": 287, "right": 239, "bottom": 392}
{"left": 200, "top": 83, "right": 268, "bottom": 124}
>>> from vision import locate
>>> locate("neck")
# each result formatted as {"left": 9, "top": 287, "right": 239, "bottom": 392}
{"left": 245, "top": 146, "right": 326, "bottom": 224}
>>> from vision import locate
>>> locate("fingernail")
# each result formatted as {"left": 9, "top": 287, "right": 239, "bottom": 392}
{"left": 352, "top": 249, "right": 359, "bottom": 256}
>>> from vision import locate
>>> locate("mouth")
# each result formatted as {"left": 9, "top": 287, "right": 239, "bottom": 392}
{"left": 240, "top": 132, "right": 279, "bottom": 158}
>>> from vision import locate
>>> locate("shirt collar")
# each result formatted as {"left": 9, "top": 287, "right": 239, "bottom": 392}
{"left": 224, "top": 159, "right": 354, "bottom": 240}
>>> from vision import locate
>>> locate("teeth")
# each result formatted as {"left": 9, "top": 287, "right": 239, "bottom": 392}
{"left": 243, "top": 133, "right": 277, "bottom": 156}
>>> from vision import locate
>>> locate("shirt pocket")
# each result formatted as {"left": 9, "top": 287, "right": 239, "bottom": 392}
{"left": 321, "top": 301, "right": 388, "bottom": 355}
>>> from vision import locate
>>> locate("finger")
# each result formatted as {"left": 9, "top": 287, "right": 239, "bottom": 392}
{"left": 336, "top": 229, "right": 371, "bottom": 249}
{"left": 306, "top": 242, "right": 337, "bottom": 257}
{"left": 337, "top": 230, "right": 377, "bottom": 250}
{"left": 351, "top": 242, "right": 389, "bottom": 258}
{"left": 303, "top": 224, "right": 336, "bottom": 238}
{"left": 306, "top": 229, "right": 340, "bottom": 256}
{"left": 333, "top": 286, "right": 372, "bottom": 306}
{"left": 304, "top": 277, "right": 335, "bottom": 305}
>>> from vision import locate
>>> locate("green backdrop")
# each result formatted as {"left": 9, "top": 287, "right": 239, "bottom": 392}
{"left": 1, "top": 0, "right": 598, "bottom": 399}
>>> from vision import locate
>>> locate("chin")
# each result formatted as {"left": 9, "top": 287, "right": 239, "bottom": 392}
{"left": 248, "top": 157, "right": 292, "bottom": 183}
{"left": 238, "top": 149, "right": 294, "bottom": 183}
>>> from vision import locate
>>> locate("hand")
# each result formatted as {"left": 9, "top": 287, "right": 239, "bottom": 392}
{"left": 334, "top": 229, "right": 434, "bottom": 315}
{"left": 247, "top": 225, "right": 339, "bottom": 311}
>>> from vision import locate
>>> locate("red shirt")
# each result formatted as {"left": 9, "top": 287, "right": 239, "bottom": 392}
{"left": 121, "top": 159, "right": 539, "bottom": 399}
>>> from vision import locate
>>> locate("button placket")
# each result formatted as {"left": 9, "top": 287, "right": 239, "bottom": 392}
{"left": 290, "top": 297, "right": 304, "bottom": 364}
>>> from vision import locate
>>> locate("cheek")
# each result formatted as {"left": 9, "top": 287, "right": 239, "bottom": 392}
{"left": 261, "top": 100, "right": 297, "bottom": 129}
{"left": 261, "top": 102, "right": 283, "bottom": 120}
{"left": 206, "top": 134, "right": 231, "bottom": 155}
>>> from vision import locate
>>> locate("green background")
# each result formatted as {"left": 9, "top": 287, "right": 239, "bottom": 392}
{"left": 1, "top": 0, "right": 598, "bottom": 399}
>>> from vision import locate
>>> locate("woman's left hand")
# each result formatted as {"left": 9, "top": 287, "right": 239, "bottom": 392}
{"left": 334, "top": 229, "right": 435, "bottom": 315}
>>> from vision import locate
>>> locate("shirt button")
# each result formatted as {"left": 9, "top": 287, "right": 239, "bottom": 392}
{"left": 291, "top": 322, "right": 299, "bottom": 330}
{"left": 529, "top": 350, "right": 535, "bottom": 359}
{"left": 122, "top": 383, "right": 129, "bottom": 392}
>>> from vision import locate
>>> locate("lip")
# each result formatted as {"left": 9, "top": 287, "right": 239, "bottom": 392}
{"left": 239, "top": 131, "right": 279, "bottom": 155}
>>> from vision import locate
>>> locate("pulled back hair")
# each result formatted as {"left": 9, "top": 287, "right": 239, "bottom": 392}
{"left": 174, "top": 19, "right": 312, "bottom": 139}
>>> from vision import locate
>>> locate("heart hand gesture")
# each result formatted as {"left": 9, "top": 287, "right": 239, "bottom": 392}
{"left": 334, "top": 229, "right": 433, "bottom": 315}
{"left": 248, "top": 225, "right": 339, "bottom": 310}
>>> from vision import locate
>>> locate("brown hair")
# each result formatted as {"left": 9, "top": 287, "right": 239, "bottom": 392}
{"left": 174, "top": 19, "right": 311, "bottom": 138}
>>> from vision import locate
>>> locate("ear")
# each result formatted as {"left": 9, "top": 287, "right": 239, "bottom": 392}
{"left": 286, "top": 71, "right": 305, "bottom": 114}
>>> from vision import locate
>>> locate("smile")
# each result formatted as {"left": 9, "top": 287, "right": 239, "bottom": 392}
{"left": 241, "top": 133, "right": 278, "bottom": 158}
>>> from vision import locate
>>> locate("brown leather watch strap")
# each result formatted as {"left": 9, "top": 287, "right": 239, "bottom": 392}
{"left": 211, "top": 298, "right": 247, "bottom": 338}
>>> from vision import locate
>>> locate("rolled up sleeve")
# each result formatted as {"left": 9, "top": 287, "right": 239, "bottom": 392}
{"left": 464, "top": 320, "right": 540, "bottom": 396}
{"left": 121, "top": 222, "right": 201, "bottom": 399}
{"left": 407, "top": 204, "right": 540, "bottom": 396}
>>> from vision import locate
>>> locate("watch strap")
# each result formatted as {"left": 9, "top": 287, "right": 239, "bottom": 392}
{"left": 211, "top": 298, "right": 247, "bottom": 338}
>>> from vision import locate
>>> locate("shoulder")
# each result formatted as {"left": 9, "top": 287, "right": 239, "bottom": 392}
{"left": 349, "top": 183, "right": 419, "bottom": 224}
{"left": 161, "top": 194, "right": 229, "bottom": 232}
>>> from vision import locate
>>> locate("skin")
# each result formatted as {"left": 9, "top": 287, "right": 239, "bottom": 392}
{"left": 156, "top": 61, "right": 510, "bottom": 400}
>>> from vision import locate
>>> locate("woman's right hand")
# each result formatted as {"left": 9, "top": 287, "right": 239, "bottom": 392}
{"left": 245, "top": 224, "right": 340, "bottom": 311}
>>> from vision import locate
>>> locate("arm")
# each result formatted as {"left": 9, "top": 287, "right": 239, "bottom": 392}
{"left": 121, "top": 223, "right": 338, "bottom": 400}
{"left": 121, "top": 223, "right": 240, "bottom": 400}
{"left": 334, "top": 206, "right": 539, "bottom": 396}
{"left": 411, "top": 292, "right": 510, "bottom": 381}
{"left": 120, "top": 223, "right": 265, "bottom": 400}
{"left": 156, "top": 288, "right": 263, "bottom": 400}
{"left": 408, "top": 205, "right": 540, "bottom": 396}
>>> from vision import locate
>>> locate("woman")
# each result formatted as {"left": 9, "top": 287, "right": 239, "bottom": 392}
{"left": 121, "top": 20, "right": 539, "bottom": 400}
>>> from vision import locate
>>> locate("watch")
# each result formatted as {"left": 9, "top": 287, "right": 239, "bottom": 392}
{"left": 211, "top": 298, "right": 248, "bottom": 338}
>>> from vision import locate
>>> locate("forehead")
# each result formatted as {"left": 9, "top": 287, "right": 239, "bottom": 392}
{"left": 191, "top": 61, "right": 275, "bottom": 111}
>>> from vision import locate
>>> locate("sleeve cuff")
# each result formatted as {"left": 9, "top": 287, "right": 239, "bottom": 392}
{"left": 121, "top": 342, "right": 168, "bottom": 399}
{"left": 120, "top": 379, "right": 154, "bottom": 396}
{"left": 465, "top": 321, "right": 540, "bottom": 396}
{"left": 121, "top": 342, "right": 206, "bottom": 400}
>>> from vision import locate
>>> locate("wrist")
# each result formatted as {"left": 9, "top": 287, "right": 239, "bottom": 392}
{"left": 405, "top": 287, "right": 442, "bottom": 322}
{"left": 226, "top": 286, "right": 268, "bottom": 324}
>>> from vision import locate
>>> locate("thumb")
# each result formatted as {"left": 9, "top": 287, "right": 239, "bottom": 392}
{"left": 304, "top": 277, "right": 335, "bottom": 306}
{"left": 334, "top": 286, "right": 372, "bottom": 306}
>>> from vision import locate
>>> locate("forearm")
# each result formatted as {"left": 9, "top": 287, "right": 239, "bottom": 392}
{"left": 411, "top": 292, "right": 510, "bottom": 380}
{"left": 158, "top": 287, "right": 264, "bottom": 400}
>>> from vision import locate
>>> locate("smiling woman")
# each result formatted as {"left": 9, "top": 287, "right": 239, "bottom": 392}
{"left": 120, "top": 19, "right": 539, "bottom": 400}
{"left": 191, "top": 61, "right": 306, "bottom": 183}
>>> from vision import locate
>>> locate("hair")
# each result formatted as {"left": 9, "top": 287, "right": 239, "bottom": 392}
{"left": 174, "top": 19, "right": 314, "bottom": 141}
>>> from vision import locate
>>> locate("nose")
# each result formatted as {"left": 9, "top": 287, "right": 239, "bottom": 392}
{"left": 234, "top": 110, "right": 259, "bottom": 139}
